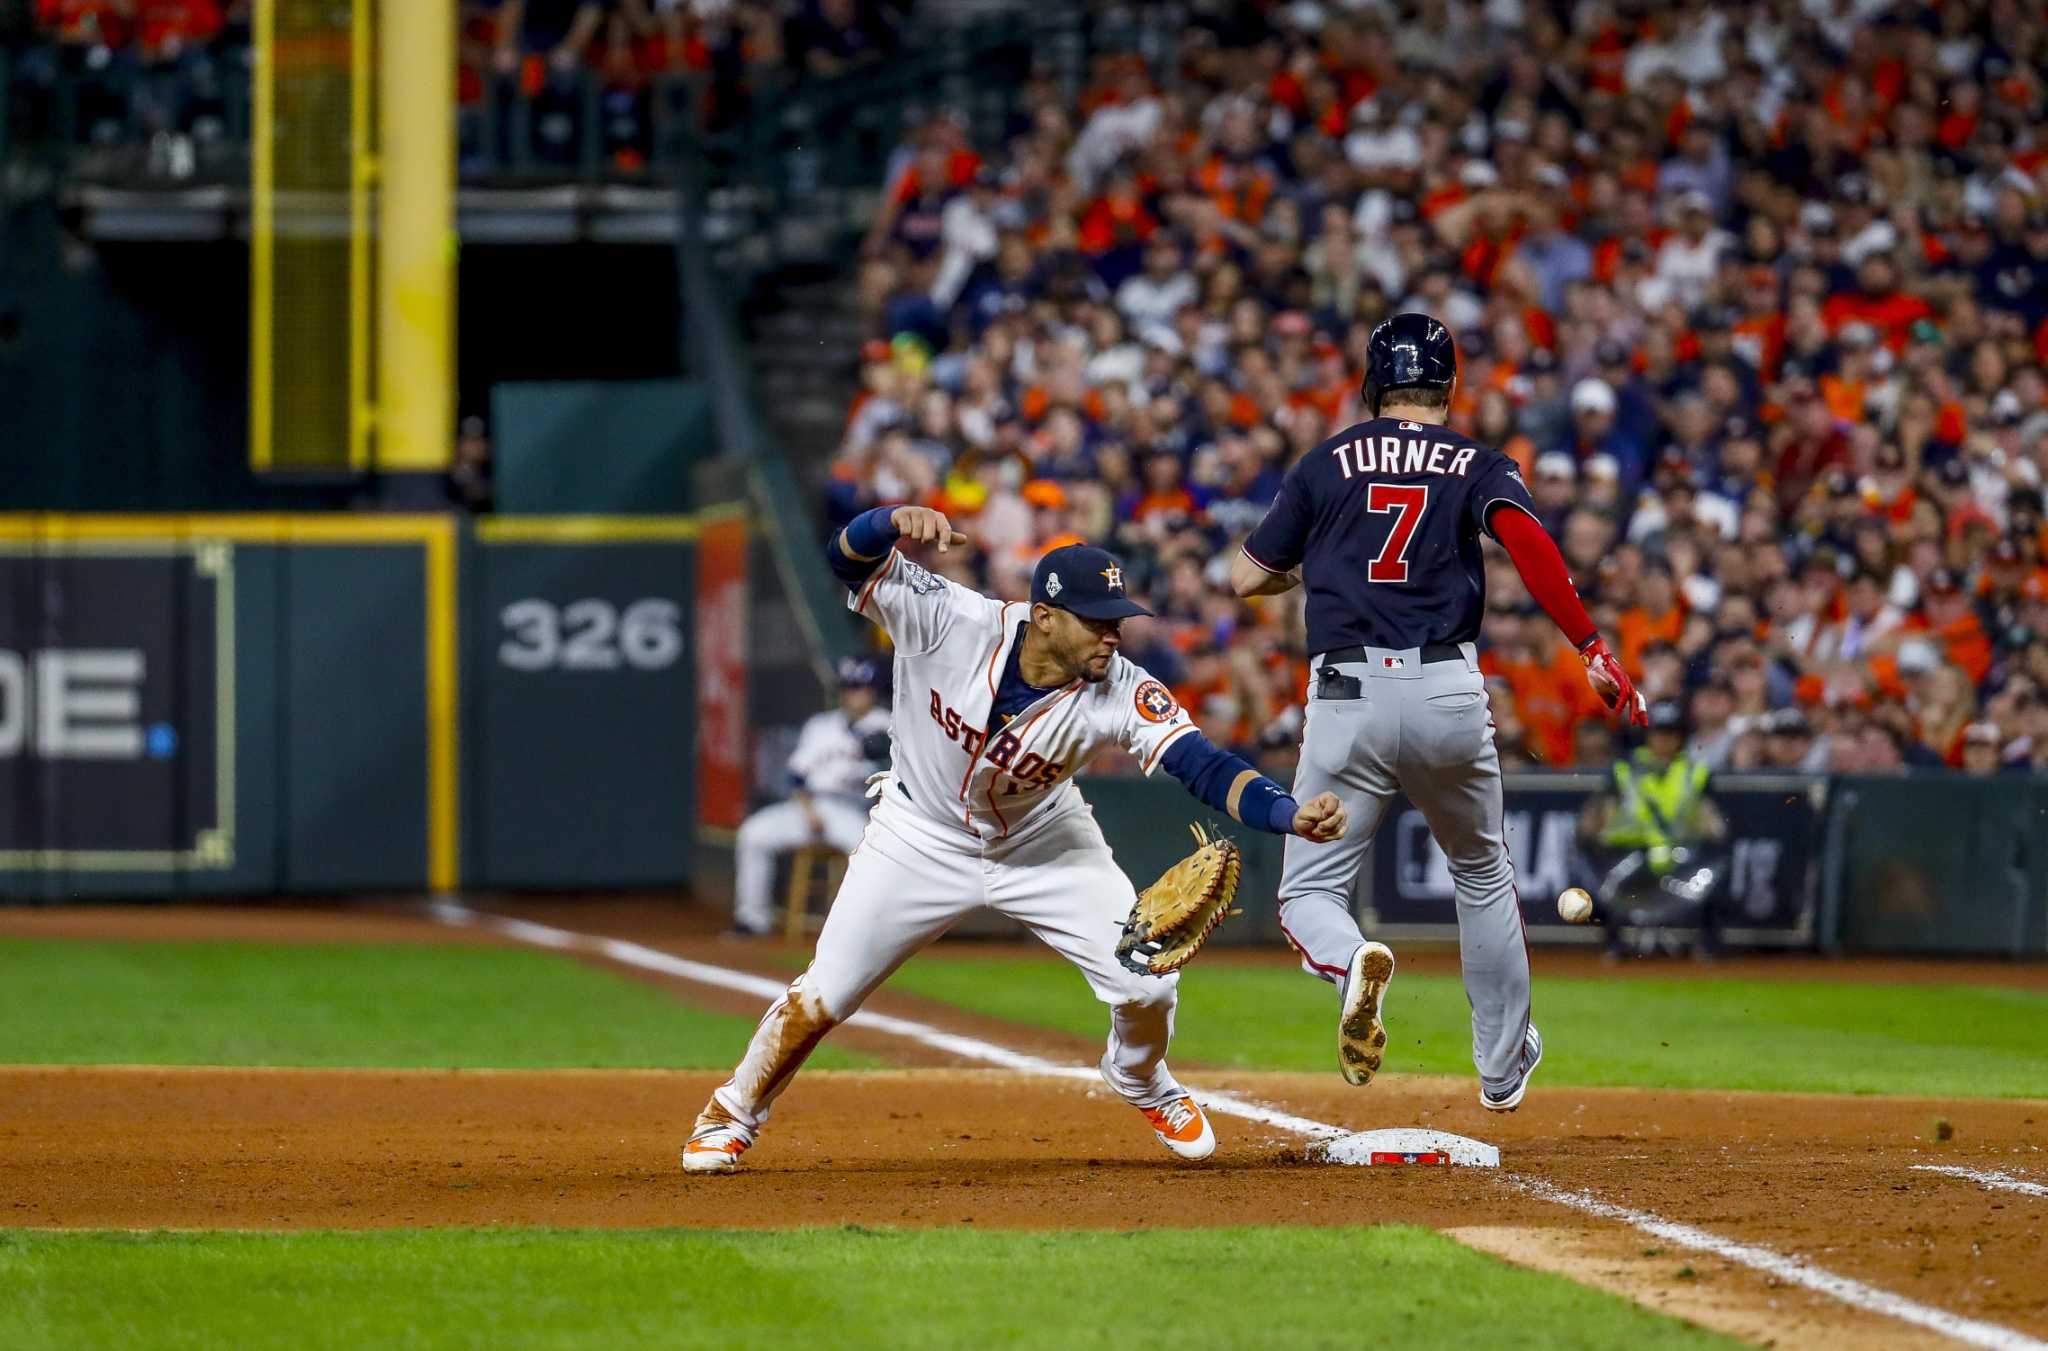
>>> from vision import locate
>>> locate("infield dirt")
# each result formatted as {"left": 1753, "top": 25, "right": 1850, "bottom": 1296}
{"left": 4, "top": 903, "right": 2045, "bottom": 1350}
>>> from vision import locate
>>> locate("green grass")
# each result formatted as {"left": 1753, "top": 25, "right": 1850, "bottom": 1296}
{"left": 0, "top": 938, "right": 869, "bottom": 1070}
{"left": 0, "top": 1226, "right": 1738, "bottom": 1350}
{"left": 877, "top": 955, "right": 2048, "bottom": 1098}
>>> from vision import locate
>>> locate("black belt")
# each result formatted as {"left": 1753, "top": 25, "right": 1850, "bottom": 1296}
{"left": 1324, "top": 643, "right": 1464, "bottom": 665}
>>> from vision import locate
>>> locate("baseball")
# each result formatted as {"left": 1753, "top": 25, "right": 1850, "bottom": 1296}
{"left": 1557, "top": 888, "right": 1594, "bottom": 924}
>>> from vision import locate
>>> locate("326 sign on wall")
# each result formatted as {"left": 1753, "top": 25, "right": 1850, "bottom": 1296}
{"left": 497, "top": 598, "right": 683, "bottom": 671}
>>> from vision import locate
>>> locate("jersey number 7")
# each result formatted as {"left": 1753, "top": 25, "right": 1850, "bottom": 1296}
{"left": 1365, "top": 484, "right": 1428, "bottom": 583}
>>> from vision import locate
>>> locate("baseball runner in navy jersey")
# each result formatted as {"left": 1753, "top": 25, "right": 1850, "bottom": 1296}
{"left": 1229, "top": 313, "right": 1645, "bottom": 1112}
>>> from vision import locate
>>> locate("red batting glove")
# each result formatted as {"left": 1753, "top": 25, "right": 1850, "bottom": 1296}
{"left": 1579, "top": 636, "right": 1648, "bottom": 728}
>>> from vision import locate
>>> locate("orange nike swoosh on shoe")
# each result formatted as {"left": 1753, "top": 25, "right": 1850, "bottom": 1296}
{"left": 1139, "top": 1095, "right": 1216, "bottom": 1160}
{"left": 1142, "top": 1098, "right": 1208, "bottom": 1143}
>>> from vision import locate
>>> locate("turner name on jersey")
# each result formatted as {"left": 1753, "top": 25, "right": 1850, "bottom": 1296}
{"left": 1330, "top": 425, "right": 1483, "bottom": 479}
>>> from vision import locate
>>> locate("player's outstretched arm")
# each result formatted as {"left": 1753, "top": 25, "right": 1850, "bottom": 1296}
{"left": 1229, "top": 546, "right": 1301, "bottom": 597}
{"left": 828, "top": 505, "right": 968, "bottom": 590}
{"left": 1157, "top": 729, "right": 1347, "bottom": 841}
{"left": 1487, "top": 506, "right": 1647, "bottom": 727}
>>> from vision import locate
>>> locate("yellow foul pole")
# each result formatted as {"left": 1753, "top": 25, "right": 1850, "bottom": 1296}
{"left": 375, "top": 0, "right": 456, "bottom": 472}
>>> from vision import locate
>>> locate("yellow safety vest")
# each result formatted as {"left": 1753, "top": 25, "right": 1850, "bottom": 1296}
{"left": 1602, "top": 751, "right": 1711, "bottom": 863}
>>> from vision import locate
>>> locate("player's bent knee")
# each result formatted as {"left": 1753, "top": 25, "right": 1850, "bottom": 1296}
{"left": 792, "top": 966, "right": 862, "bottom": 1024}
{"left": 1110, "top": 971, "right": 1179, "bottom": 1011}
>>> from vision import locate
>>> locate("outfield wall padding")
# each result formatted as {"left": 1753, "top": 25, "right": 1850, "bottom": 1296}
{"left": 0, "top": 513, "right": 719, "bottom": 901}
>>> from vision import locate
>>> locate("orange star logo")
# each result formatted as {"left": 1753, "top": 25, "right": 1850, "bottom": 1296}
{"left": 1100, "top": 565, "right": 1125, "bottom": 591}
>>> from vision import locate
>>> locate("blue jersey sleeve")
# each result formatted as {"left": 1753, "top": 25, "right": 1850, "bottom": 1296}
{"left": 1467, "top": 457, "right": 1540, "bottom": 540}
{"left": 1158, "top": 729, "right": 1300, "bottom": 835}
{"left": 827, "top": 507, "right": 899, "bottom": 591}
{"left": 1241, "top": 462, "right": 1314, "bottom": 575}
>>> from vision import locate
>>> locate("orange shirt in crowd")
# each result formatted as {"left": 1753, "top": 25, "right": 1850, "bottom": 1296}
{"left": 1077, "top": 193, "right": 1158, "bottom": 254}
{"left": 1130, "top": 488, "right": 1198, "bottom": 523}
{"left": 889, "top": 149, "right": 983, "bottom": 205}
{"left": 1819, "top": 372, "right": 1867, "bottom": 422}
{"left": 1617, "top": 604, "right": 1684, "bottom": 675}
{"left": 1900, "top": 610, "right": 1994, "bottom": 684}
{"left": 1820, "top": 290, "right": 1933, "bottom": 351}
{"left": 1482, "top": 645, "right": 1600, "bottom": 766}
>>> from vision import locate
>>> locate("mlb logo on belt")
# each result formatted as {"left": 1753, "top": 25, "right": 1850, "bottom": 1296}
{"left": 1382, "top": 655, "right": 1405, "bottom": 669}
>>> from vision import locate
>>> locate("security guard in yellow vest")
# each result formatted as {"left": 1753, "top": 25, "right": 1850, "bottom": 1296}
{"left": 1578, "top": 699, "right": 1729, "bottom": 958}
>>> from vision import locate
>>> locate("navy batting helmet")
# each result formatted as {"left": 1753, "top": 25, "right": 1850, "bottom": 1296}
{"left": 1361, "top": 312, "right": 1457, "bottom": 416}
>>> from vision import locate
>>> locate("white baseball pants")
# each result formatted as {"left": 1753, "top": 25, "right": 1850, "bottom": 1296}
{"left": 705, "top": 792, "right": 1186, "bottom": 1139}
{"left": 732, "top": 796, "right": 873, "bottom": 932}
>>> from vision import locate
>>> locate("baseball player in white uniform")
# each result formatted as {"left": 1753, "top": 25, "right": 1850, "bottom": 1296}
{"left": 684, "top": 507, "right": 1347, "bottom": 1172}
{"left": 729, "top": 656, "right": 891, "bottom": 937}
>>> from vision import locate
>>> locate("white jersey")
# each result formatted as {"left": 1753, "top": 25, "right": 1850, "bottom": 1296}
{"left": 851, "top": 549, "right": 1196, "bottom": 844}
{"left": 786, "top": 707, "right": 891, "bottom": 801}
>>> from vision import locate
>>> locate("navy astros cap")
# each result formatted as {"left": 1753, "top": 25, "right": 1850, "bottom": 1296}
{"left": 836, "top": 655, "right": 884, "bottom": 688}
{"left": 1031, "top": 545, "right": 1152, "bottom": 621}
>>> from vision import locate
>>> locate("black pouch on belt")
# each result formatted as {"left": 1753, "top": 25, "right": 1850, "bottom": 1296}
{"left": 1317, "top": 667, "right": 1363, "bottom": 700}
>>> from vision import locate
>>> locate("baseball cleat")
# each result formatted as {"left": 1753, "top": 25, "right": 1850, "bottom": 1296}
{"left": 1479, "top": 1024, "right": 1544, "bottom": 1113}
{"left": 1139, "top": 1095, "right": 1217, "bottom": 1161}
{"left": 1338, "top": 941, "right": 1396, "bottom": 1087}
{"left": 682, "top": 1107, "right": 755, "bottom": 1174}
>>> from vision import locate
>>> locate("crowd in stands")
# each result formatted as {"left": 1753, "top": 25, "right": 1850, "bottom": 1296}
{"left": 10, "top": 1, "right": 248, "bottom": 145}
{"left": 10, "top": 1, "right": 898, "bottom": 170}
{"left": 459, "top": 0, "right": 900, "bottom": 168}
{"left": 825, "top": 0, "right": 2048, "bottom": 779}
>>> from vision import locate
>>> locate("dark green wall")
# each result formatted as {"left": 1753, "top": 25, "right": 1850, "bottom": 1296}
{"left": 0, "top": 213, "right": 687, "bottom": 511}
{"left": 490, "top": 380, "right": 710, "bottom": 515}
{"left": 466, "top": 536, "right": 696, "bottom": 888}
{"left": 0, "top": 209, "right": 303, "bottom": 512}
{"left": 1, "top": 516, "right": 704, "bottom": 900}
{"left": 277, "top": 548, "right": 430, "bottom": 890}
{"left": 0, "top": 536, "right": 428, "bottom": 898}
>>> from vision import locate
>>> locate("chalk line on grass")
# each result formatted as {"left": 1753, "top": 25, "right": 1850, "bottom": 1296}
{"left": 1909, "top": 1165, "right": 2048, "bottom": 1199}
{"left": 1513, "top": 1177, "right": 2043, "bottom": 1351}
{"left": 430, "top": 901, "right": 2045, "bottom": 1351}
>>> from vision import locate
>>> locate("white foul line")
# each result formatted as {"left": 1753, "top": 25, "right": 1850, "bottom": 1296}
{"left": 424, "top": 903, "right": 1345, "bottom": 1141}
{"left": 430, "top": 902, "right": 2046, "bottom": 1351}
{"left": 1513, "top": 1176, "right": 2043, "bottom": 1351}
{"left": 1910, "top": 1165, "right": 2048, "bottom": 1199}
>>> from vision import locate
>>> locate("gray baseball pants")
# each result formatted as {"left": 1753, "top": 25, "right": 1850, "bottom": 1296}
{"left": 1276, "top": 643, "right": 1533, "bottom": 1096}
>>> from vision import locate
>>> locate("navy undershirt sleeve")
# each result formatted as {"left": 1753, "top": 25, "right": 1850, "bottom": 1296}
{"left": 1158, "top": 729, "right": 1300, "bottom": 835}
{"left": 827, "top": 507, "right": 899, "bottom": 591}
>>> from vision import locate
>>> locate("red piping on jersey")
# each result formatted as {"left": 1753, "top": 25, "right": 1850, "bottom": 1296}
{"left": 1142, "top": 721, "right": 1198, "bottom": 775}
{"left": 1277, "top": 914, "right": 1348, "bottom": 978}
{"left": 986, "top": 683, "right": 1082, "bottom": 837}
{"left": 1488, "top": 505, "right": 1597, "bottom": 649}
{"left": 854, "top": 548, "right": 900, "bottom": 616}
{"left": 1239, "top": 543, "right": 1287, "bottom": 575}
{"left": 956, "top": 604, "right": 1023, "bottom": 806}
{"left": 986, "top": 603, "right": 1019, "bottom": 699}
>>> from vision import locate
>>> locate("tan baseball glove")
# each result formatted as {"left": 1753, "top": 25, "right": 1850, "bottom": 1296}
{"left": 1116, "top": 825, "right": 1244, "bottom": 976}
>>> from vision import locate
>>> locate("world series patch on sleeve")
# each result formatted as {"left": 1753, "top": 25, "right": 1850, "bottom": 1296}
{"left": 1115, "top": 825, "right": 1244, "bottom": 976}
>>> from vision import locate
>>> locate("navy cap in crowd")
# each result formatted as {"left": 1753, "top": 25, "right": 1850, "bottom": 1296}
{"left": 1645, "top": 699, "right": 1687, "bottom": 732}
{"left": 837, "top": 656, "right": 885, "bottom": 689}
{"left": 1031, "top": 545, "right": 1153, "bottom": 621}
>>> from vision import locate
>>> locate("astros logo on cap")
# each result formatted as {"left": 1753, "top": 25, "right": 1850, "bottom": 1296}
{"left": 1100, "top": 565, "right": 1125, "bottom": 591}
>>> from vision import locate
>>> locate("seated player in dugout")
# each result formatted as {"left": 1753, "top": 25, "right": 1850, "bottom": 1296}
{"left": 727, "top": 656, "right": 892, "bottom": 939}
{"left": 1576, "top": 698, "right": 1731, "bottom": 960}
{"left": 682, "top": 513, "right": 1348, "bottom": 1174}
